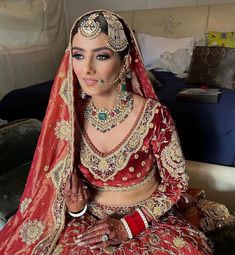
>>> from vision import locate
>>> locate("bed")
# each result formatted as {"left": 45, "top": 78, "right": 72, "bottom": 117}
{"left": 152, "top": 70, "right": 235, "bottom": 167}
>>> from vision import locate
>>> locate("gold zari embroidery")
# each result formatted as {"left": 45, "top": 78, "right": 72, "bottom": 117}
{"left": 54, "top": 120, "right": 71, "bottom": 141}
{"left": 80, "top": 100, "right": 159, "bottom": 181}
{"left": 52, "top": 245, "right": 64, "bottom": 255}
{"left": 20, "top": 220, "right": 45, "bottom": 245}
{"left": 51, "top": 155, "right": 72, "bottom": 190}
{"left": 140, "top": 196, "right": 172, "bottom": 218}
{"left": 59, "top": 78, "right": 72, "bottom": 106}
{"left": 198, "top": 199, "right": 235, "bottom": 232}
{"left": 173, "top": 237, "right": 186, "bottom": 248}
{"left": 20, "top": 198, "right": 32, "bottom": 214}
{"left": 161, "top": 130, "right": 185, "bottom": 179}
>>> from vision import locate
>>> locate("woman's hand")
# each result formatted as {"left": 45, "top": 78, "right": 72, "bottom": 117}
{"left": 75, "top": 217, "right": 129, "bottom": 249}
{"left": 64, "top": 171, "right": 89, "bottom": 213}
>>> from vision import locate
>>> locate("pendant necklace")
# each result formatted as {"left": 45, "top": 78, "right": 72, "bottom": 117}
{"left": 84, "top": 91, "right": 133, "bottom": 133}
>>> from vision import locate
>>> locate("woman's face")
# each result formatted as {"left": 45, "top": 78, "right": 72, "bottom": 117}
{"left": 72, "top": 32, "right": 123, "bottom": 97}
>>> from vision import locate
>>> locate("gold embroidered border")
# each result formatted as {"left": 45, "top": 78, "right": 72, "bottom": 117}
{"left": 59, "top": 78, "right": 72, "bottom": 106}
{"left": 161, "top": 130, "right": 185, "bottom": 180}
{"left": 140, "top": 196, "right": 172, "bottom": 218}
{"left": 33, "top": 48, "right": 75, "bottom": 255}
{"left": 81, "top": 99, "right": 160, "bottom": 182}
{"left": 50, "top": 155, "right": 72, "bottom": 190}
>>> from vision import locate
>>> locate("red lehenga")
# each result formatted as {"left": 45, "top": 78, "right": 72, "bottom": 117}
{"left": 0, "top": 10, "right": 213, "bottom": 255}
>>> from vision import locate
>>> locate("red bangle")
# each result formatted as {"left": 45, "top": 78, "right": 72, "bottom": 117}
{"left": 122, "top": 208, "right": 148, "bottom": 237}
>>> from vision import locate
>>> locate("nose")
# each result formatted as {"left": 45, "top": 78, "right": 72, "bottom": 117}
{"left": 83, "top": 58, "right": 95, "bottom": 75}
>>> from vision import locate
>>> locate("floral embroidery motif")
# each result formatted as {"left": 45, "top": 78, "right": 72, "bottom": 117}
{"left": 173, "top": 237, "right": 186, "bottom": 248}
{"left": 20, "top": 198, "right": 32, "bottom": 214}
{"left": 54, "top": 120, "right": 71, "bottom": 141}
{"left": 20, "top": 220, "right": 45, "bottom": 245}
{"left": 80, "top": 100, "right": 159, "bottom": 181}
{"left": 160, "top": 16, "right": 182, "bottom": 34}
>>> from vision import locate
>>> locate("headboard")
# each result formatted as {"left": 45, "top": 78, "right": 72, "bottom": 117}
{"left": 117, "top": 3, "right": 235, "bottom": 40}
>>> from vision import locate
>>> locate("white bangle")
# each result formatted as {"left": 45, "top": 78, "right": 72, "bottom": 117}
{"left": 67, "top": 204, "right": 88, "bottom": 217}
{"left": 136, "top": 208, "right": 149, "bottom": 229}
{"left": 120, "top": 218, "right": 133, "bottom": 239}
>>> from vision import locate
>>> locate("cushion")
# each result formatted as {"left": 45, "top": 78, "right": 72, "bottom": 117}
{"left": 149, "top": 48, "right": 192, "bottom": 76}
{"left": 137, "top": 33, "right": 195, "bottom": 69}
{"left": 186, "top": 46, "right": 235, "bottom": 89}
{"left": 206, "top": 31, "right": 235, "bottom": 48}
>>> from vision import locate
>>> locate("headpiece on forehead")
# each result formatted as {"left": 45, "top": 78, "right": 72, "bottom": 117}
{"left": 78, "top": 13, "right": 101, "bottom": 39}
{"left": 77, "top": 11, "right": 128, "bottom": 52}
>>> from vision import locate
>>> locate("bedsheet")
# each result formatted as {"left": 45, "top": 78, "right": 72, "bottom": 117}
{"left": 152, "top": 70, "right": 235, "bottom": 166}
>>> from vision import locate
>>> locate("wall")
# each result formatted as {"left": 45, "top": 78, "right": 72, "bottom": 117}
{"left": 65, "top": 0, "right": 235, "bottom": 31}
{"left": 0, "top": 0, "right": 67, "bottom": 99}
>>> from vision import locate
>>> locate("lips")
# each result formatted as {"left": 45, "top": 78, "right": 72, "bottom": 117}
{"left": 83, "top": 78, "right": 98, "bottom": 86}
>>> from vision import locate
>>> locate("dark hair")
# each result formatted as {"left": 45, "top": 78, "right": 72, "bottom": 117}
{"left": 71, "top": 11, "right": 131, "bottom": 61}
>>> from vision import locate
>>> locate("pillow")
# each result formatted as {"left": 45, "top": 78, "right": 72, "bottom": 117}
{"left": 138, "top": 33, "right": 195, "bottom": 68}
{"left": 148, "top": 48, "right": 192, "bottom": 75}
{"left": 206, "top": 31, "right": 235, "bottom": 48}
{"left": 186, "top": 46, "right": 235, "bottom": 89}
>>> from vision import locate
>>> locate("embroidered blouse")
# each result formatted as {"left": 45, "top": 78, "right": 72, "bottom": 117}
{"left": 79, "top": 98, "right": 188, "bottom": 219}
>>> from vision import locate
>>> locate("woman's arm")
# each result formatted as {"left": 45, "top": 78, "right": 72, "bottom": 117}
{"left": 140, "top": 105, "right": 189, "bottom": 220}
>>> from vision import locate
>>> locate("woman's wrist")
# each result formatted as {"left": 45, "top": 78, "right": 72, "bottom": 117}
{"left": 120, "top": 207, "right": 149, "bottom": 239}
{"left": 67, "top": 204, "right": 88, "bottom": 217}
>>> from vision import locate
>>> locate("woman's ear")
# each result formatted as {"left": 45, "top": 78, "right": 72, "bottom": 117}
{"left": 123, "top": 54, "right": 132, "bottom": 71}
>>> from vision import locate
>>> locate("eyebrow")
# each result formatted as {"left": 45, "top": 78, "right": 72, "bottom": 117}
{"left": 72, "top": 46, "right": 112, "bottom": 53}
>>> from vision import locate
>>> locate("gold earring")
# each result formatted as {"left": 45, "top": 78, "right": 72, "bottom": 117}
{"left": 80, "top": 89, "right": 87, "bottom": 99}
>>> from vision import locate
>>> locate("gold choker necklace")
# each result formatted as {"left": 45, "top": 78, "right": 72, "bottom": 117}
{"left": 84, "top": 92, "right": 133, "bottom": 133}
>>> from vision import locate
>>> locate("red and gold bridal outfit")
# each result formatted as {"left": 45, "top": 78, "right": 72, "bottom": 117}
{"left": 55, "top": 99, "right": 212, "bottom": 255}
{"left": 0, "top": 10, "right": 213, "bottom": 255}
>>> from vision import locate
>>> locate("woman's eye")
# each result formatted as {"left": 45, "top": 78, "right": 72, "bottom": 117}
{"left": 72, "top": 53, "right": 84, "bottom": 60}
{"left": 96, "top": 54, "right": 110, "bottom": 60}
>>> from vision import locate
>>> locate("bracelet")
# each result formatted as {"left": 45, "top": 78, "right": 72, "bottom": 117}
{"left": 121, "top": 208, "right": 149, "bottom": 238}
{"left": 136, "top": 208, "right": 149, "bottom": 229}
{"left": 67, "top": 204, "right": 88, "bottom": 217}
{"left": 120, "top": 218, "right": 133, "bottom": 239}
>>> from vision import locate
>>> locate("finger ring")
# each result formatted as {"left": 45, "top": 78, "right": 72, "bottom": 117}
{"left": 101, "top": 234, "right": 109, "bottom": 242}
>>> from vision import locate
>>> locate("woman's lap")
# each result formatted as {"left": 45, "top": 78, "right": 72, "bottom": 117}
{"left": 54, "top": 210, "right": 213, "bottom": 255}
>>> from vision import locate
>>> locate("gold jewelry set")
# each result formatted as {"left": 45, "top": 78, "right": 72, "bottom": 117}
{"left": 77, "top": 11, "right": 128, "bottom": 52}
{"left": 84, "top": 91, "right": 133, "bottom": 133}
{"left": 78, "top": 11, "right": 132, "bottom": 132}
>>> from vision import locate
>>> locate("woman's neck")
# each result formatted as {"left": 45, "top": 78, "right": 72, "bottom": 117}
{"left": 91, "top": 89, "right": 120, "bottom": 110}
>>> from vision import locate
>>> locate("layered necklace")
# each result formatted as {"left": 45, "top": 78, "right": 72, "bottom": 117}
{"left": 84, "top": 91, "right": 133, "bottom": 133}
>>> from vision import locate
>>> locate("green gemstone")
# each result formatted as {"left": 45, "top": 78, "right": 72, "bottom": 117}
{"left": 121, "top": 83, "right": 126, "bottom": 91}
{"left": 98, "top": 112, "right": 107, "bottom": 121}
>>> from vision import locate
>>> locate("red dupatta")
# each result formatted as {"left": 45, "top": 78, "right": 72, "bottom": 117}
{"left": 0, "top": 10, "right": 157, "bottom": 254}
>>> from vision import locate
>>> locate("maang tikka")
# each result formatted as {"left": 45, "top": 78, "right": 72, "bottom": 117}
{"left": 102, "top": 11, "right": 128, "bottom": 52}
{"left": 78, "top": 13, "right": 101, "bottom": 39}
{"left": 77, "top": 11, "right": 128, "bottom": 52}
